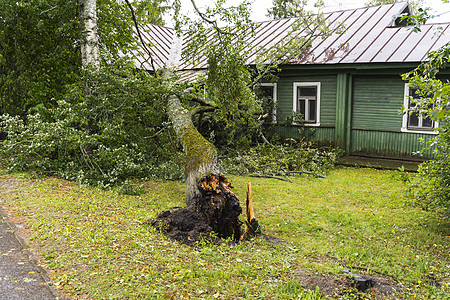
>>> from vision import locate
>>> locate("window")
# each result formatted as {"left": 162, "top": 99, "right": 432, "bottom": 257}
{"left": 293, "top": 82, "right": 321, "bottom": 126}
{"left": 402, "top": 84, "right": 436, "bottom": 133}
{"left": 257, "top": 83, "right": 277, "bottom": 123}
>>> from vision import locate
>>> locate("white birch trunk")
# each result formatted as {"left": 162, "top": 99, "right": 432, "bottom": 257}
{"left": 79, "top": 0, "right": 100, "bottom": 70}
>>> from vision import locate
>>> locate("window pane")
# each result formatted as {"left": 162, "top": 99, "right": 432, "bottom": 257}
{"left": 407, "top": 87, "right": 434, "bottom": 130}
{"left": 308, "top": 100, "right": 316, "bottom": 122}
{"left": 298, "top": 99, "right": 305, "bottom": 117}
{"left": 422, "top": 116, "right": 433, "bottom": 128}
{"left": 408, "top": 112, "right": 419, "bottom": 127}
{"left": 299, "top": 87, "right": 316, "bottom": 97}
{"left": 260, "top": 86, "right": 273, "bottom": 99}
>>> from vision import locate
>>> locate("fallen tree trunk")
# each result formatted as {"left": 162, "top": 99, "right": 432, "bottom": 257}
{"left": 165, "top": 83, "right": 219, "bottom": 205}
{"left": 151, "top": 74, "right": 243, "bottom": 244}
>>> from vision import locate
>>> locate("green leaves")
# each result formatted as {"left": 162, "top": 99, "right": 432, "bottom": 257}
{"left": 0, "top": 59, "right": 184, "bottom": 191}
{"left": 0, "top": 0, "right": 168, "bottom": 116}
{"left": 402, "top": 39, "right": 450, "bottom": 217}
{"left": 219, "top": 142, "right": 341, "bottom": 178}
{"left": 0, "top": 0, "right": 81, "bottom": 116}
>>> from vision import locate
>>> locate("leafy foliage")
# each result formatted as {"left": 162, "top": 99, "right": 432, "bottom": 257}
{"left": 402, "top": 41, "right": 450, "bottom": 217}
{"left": 219, "top": 140, "right": 342, "bottom": 178}
{"left": 0, "top": 0, "right": 81, "bottom": 116}
{"left": 96, "top": 0, "right": 168, "bottom": 60}
{"left": 178, "top": 0, "right": 265, "bottom": 149}
{"left": 0, "top": 0, "right": 168, "bottom": 117}
{"left": 266, "top": 0, "right": 311, "bottom": 19}
{"left": 408, "top": 130, "right": 450, "bottom": 217}
{"left": 1, "top": 0, "right": 340, "bottom": 191}
{"left": 0, "top": 59, "right": 184, "bottom": 190}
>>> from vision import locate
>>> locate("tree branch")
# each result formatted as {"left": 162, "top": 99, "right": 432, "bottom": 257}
{"left": 190, "top": 0, "right": 236, "bottom": 36}
{"left": 189, "top": 96, "right": 215, "bottom": 107}
{"left": 143, "top": 127, "right": 165, "bottom": 139}
{"left": 190, "top": 106, "right": 216, "bottom": 116}
{"left": 124, "top": 0, "right": 158, "bottom": 77}
{"left": 285, "top": 171, "right": 329, "bottom": 179}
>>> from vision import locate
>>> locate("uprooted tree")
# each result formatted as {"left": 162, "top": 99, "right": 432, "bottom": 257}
{"left": 148, "top": 0, "right": 333, "bottom": 243}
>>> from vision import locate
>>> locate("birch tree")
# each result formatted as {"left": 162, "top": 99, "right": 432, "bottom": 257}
{"left": 79, "top": 0, "right": 100, "bottom": 70}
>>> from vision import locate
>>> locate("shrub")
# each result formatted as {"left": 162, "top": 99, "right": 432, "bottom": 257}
{"left": 0, "top": 59, "right": 184, "bottom": 190}
{"left": 219, "top": 140, "right": 343, "bottom": 178}
{"left": 408, "top": 124, "right": 450, "bottom": 218}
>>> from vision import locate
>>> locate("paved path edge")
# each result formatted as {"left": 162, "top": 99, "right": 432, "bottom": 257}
{"left": 0, "top": 206, "right": 63, "bottom": 300}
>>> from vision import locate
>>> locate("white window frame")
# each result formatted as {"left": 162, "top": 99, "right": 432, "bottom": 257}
{"left": 293, "top": 82, "right": 321, "bottom": 126}
{"left": 401, "top": 84, "right": 437, "bottom": 134}
{"left": 260, "top": 83, "right": 277, "bottom": 123}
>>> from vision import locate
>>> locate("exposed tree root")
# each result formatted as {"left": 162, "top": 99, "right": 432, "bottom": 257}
{"left": 151, "top": 174, "right": 242, "bottom": 245}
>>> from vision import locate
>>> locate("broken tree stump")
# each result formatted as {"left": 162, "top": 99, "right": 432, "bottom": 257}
{"left": 243, "top": 182, "right": 261, "bottom": 239}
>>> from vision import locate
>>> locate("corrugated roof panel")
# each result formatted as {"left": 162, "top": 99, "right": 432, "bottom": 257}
{"left": 338, "top": 4, "right": 400, "bottom": 63}
{"left": 139, "top": 25, "right": 171, "bottom": 68}
{"left": 356, "top": 27, "right": 399, "bottom": 63}
{"left": 389, "top": 26, "right": 433, "bottom": 62}
{"left": 135, "top": 2, "right": 450, "bottom": 71}
{"left": 179, "top": 28, "right": 217, "bottom": 70}
{"left": 328, "top": 6, "right": 389, "bottom": 64}
{"left": 145, "top": 25, "right": 171, "bottom": 53}
{"left": 418, "top": 24, "right": 450, "bottom": 61}
{"left": 405, "top": 24, "right": 448, "bottom": 61}
{"left": 246, "top": 19, "right": 297, "bottom": 64}
{"left": 312, "top": 9, "right": 364, "bottom": 63}
{"left": 289, "top": 10, "right": 346, "bottom": 64}
{"left": 371, "top": 26, "right": 413, "bottom": 62}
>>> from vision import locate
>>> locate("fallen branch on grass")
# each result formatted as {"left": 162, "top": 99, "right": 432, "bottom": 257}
{"left": 247, "top": 174, "right": 293, "bottom": 183}
{"left": 285, "top": 171, "right": 330, "bottom": 179}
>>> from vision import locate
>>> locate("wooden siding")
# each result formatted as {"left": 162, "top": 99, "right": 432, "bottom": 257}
{"left": 273, "top": 126, "right": 336, "bottom": 144}
{"left": 352, "top": 75, "right": 404, "bottom": 131}
{"left": 273, "top": 69, "right": 440, "bottom": 159}
{"left": 351, "top": 129, "right": 435, "bottom": 158}
{"left": 276, "top": 74, "right": 337, "bottom": 126}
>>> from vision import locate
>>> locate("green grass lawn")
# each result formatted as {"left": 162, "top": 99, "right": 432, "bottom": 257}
{"left": 0, "top": 167, "right": 448, "bottom": 299}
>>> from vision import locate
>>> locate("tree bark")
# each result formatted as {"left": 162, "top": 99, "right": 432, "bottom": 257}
{"left": 153, "top": 72, "right": 243, "bottom": 243}
{"left": 165, "top": 92, "right": 219, "bottom": 205}
{"left": 79, "top": 0, "right": 100, "bottom": 70}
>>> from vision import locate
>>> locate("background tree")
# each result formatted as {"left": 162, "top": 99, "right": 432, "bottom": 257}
{"left": 0, "top": 0, "right": 81, "bottom": 117}
{"left": 399, "top": 0, "right": 450, "bottom": 218}
{"left": 266, "top": 0, "right": 311, "bottom": 19}
{"left": 79, "top": 0, "right": 100, "bottom": 70}
{"left": 365, "top": 0, "right": 425, "bottom": 14}
{"left": 403, "top": 43, "right": 450, "bottom": 218}
{"left": 0, "top": 0, "right": 167, "bottom": 117}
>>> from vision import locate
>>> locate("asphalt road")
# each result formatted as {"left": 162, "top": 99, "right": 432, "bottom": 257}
{"left": 0, "top": 213, "right": 58, "bottom": 300}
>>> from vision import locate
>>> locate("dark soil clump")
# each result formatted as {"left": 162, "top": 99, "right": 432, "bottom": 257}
{"left": 150, "top": 174, "right": 242, "bottom": 245}
{"left": 293, "top": 268, "right": 404, "bottom": 299}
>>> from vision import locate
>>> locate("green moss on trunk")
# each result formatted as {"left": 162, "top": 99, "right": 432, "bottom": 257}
{"left": 180, "top": 124, "right": 217, "bottom": 175}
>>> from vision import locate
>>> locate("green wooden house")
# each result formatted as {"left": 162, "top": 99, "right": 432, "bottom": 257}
{"left": 137, "top": 2, "right": 450, "bottom": 158}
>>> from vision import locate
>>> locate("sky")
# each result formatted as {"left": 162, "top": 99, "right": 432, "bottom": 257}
{"left": 173, "top": 0, "right": 450, "bottom": 24}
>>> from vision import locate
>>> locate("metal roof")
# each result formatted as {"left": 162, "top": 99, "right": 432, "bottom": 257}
{"left": 134, "top": 2, "right": 450, "bottom": 71}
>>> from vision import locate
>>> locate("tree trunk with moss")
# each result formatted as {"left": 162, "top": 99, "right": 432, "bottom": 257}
{"left": 152, "top": 88, "right": 242, "bottom": 244}
{"left": 166, "top": 93, "right": 219, "bottom": 205}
